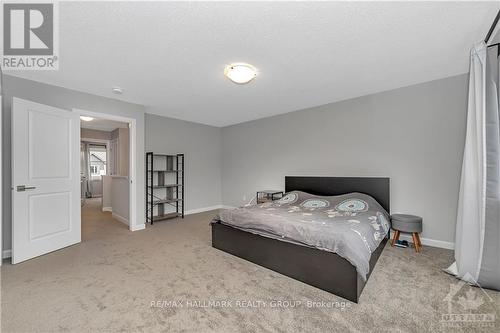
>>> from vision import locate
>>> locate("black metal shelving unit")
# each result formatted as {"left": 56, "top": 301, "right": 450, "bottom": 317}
{"left": 146, "top": 153, "right": 184, "bottom": 224}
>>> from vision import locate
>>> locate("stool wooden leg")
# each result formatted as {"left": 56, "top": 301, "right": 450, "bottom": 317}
{"left": 412, "top": 233, "right": 420, "bottom": 252}
{"left": 391, "top": 230, "right": 400, "bottom": 246}
{"left": 415, "top": 233, "right": 422, "bottom": 251}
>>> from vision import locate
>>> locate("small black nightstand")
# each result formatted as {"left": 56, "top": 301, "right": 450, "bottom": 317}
{"left": 256, "top": 190, "right": 284, "bottom": 204}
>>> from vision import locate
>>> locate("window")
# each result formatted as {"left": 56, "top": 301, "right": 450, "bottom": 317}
{"left": 89, "top": 145, "right": 107, "bottom": 179}
{"left": 90, "top": 165, "right": 99, "bottom": 175}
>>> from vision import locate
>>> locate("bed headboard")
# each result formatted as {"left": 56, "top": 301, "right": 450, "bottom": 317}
{"left": 285, "top": 176, "right": 390, "bottom": 213}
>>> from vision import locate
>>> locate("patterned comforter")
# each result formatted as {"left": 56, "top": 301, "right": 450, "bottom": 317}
{"left": 215, "top": 191, "right": 390, "bottom": 281}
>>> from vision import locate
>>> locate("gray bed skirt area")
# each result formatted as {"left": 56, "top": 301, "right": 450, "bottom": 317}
{"left": 211, "top": 221, "right": 389, "bottom": 303}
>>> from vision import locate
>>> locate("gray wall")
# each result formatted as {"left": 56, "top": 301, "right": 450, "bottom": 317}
{"left": 2, "top": 75, "right": 146, "bottom": 251}
{"left": 111, "top": 127, "right": 130, "bottom": 176}
{"left": 81, "top": 128, "right": 112, "bottom": 141}
{"left": 145, "top": 112, "right": 222, "bottom": 212}
{"left": 221, "top": 74, "right": 468, "bottom": 244}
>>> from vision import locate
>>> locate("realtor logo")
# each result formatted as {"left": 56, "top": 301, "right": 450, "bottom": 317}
{"left": 1, "top": 1, "right": 59, "bottom": 70}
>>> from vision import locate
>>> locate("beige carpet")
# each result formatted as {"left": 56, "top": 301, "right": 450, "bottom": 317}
{"left": 1, "top": 200, "right": 499, "bottom": 332}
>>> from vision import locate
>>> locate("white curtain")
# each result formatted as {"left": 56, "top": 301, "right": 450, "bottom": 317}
{"left": 81, "top": 142, "right": 93, "bottom": 197}
{"left": 448, "top": 42, "right": 500, "bottom": 291}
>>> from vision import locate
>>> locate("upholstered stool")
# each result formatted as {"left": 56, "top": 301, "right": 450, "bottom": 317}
{"left": 390, "top": 214, "right": 423, "bottom": 252}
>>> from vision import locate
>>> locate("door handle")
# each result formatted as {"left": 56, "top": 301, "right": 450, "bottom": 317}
{"left": 17, "top": 185, "right": 36, "bottom": 192}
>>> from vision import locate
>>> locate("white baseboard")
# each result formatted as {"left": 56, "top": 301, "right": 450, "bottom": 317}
{"left": 102, "top": 207, "right": 112, "bottom": 212}
{"left": 112, "top": 212, "right": 129, "bottom": 226}
{"left": 134, "top": 204, "right": 230, "bottom": 218}
{"left": 396, "top": 232, "right": 454, "bottom": 250}
{"left": 3, "top": 249, "right": 11, "bottom": 259}
{"left": 130, "top": 224, "right": 145, "bottom": 231}
{"left": 185, "top": 205, "right": 224, "bottom": 215}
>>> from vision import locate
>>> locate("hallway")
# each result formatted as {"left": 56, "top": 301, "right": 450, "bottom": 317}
{"left": 82, "top": 197, "right": 129, "bottom": 241}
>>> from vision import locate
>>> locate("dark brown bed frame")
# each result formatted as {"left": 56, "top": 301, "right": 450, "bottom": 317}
{"left": 211, "top": 176, "right": 390, "bottom": 303}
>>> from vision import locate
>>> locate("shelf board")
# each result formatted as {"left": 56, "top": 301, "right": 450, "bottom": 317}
{"left": 148, "top": 170, "right": 183, "bottom": 173}
{"left": 147, "top": 154, "right": 184, "bottom": 157}
{"left": 152, "top": 198, "right": 183, "bottom": 204}
{"left": 153, "top": 212, "right": 181, "bottom": 221}
{"left": 150, "top": 184, "right": 183, "bottom": 188}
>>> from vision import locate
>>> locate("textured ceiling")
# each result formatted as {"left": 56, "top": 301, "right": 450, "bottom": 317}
{"left": 7, "top": 1, "right": 500, "bottom": 127}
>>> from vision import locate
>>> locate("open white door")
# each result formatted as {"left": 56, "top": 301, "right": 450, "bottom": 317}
{"left": 12, "top": 98, "right": 80, "bottom": 264}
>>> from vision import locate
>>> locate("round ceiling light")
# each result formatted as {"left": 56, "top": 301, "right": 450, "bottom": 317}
{"left": 224, "top": 63, "right": 257, "bottom": 84}
{"left": 80, "top": 116, "right": 94, "bottom": 122}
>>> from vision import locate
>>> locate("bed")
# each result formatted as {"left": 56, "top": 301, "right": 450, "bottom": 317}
{"left": 211, "top": 176, "right": 390, "bottom": 303}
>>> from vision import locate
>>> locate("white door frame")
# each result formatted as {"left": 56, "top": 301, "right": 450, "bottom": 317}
{"left": 74, "top": 109, "right": 138, "bottom": 231}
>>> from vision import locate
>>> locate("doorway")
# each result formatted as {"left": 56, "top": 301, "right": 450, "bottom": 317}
{"left": 80, "top": 115, "right": 133, "bottom": 237}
